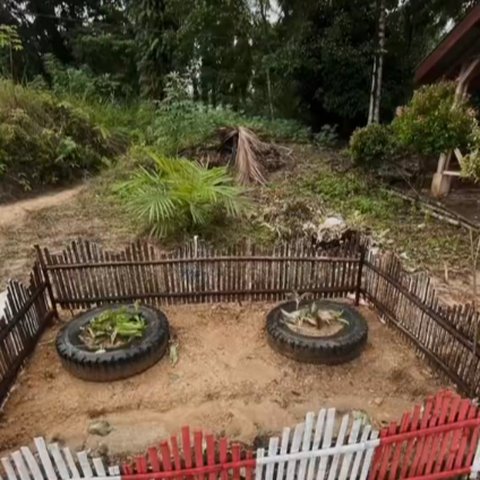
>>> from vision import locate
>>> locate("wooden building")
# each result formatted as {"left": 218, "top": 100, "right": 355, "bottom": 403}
{"left": 415, "top": 4, "right": 480, "bottom": 197}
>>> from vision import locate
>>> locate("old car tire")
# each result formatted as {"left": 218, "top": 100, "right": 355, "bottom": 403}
{"left": 266, "top": 299, "right": 368, "bottom": 364}
{"left": 56, "top": 303, "right": 170, "bottom": 381}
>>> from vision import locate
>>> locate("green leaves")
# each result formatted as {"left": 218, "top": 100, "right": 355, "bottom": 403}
{"left": 0, "top": 25, "right": 23, "bottom": 52}
{"left": 116, "top": 151, "right": 249, "bottom": 238}
{"left": 81, "top": 307, "right": 147, "bottom": 350}
{"left": 392, "top": 82, "right": 477, "bottom": 158}
{"left": 349, "top": 123, "right": 398, "bottom": 169}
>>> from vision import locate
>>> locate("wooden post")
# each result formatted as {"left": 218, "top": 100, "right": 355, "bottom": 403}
{"left": 34, "top": 245, "right": 58, "bottom": 319}
{"left": 355, "top": 248, "right": 365, "bottom": 306}
{"left": 431, "top": 57, "right": 480, "bottom": 197}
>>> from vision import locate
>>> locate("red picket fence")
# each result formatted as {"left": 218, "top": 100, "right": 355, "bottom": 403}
{"left": 369, "top": 390, "right": 480, "bottom": 480}
{"left": 115, "top": 391, "right": 480, "bottom": 480}
{"left": 121, "top": 426, "right": 255, "bottom": 480}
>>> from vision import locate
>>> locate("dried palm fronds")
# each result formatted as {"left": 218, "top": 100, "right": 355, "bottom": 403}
{"left": 224, "top": 127, "right": 267, "bottom": 185}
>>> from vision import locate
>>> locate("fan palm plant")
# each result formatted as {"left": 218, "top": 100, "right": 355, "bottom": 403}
{"left": 117, "top": 151, "right": 249, "bottom": 237}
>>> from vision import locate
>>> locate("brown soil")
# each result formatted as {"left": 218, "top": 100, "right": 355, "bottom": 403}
{"left": 0, "top": 301, "right": 450, "bottom": 458}
{"left": 0, "top": 182, "right": 135, "bottom": 285}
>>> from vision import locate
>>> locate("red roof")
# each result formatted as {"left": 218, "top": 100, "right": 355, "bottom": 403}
{"left": 415, "top": 4, "right": 480, "bottom": 85}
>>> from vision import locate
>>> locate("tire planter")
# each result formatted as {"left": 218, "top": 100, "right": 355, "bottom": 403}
{"left": 266, "top": 299, "right": 368, "bottom": 364}
{"left": 56, "top": 303, "right": 170, "bottom": 382}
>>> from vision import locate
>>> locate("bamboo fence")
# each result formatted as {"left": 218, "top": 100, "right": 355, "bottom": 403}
{"left": 1, "top": 235, "right": 479, "bottom": 405}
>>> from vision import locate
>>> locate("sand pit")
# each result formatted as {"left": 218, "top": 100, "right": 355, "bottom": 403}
{"left": 0, "top": 301, "right": 450, "bottom": 458}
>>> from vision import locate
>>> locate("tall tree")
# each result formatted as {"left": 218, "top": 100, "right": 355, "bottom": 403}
{"left": 368, "top": 0, "right": 387, "bottom": 125}
{"left": 129, "top": 0, "right": 176, "bottom": 99}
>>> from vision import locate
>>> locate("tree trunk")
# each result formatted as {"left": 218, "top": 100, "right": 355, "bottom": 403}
{"left": 266, "top": 67, "right": 274, "bottom": 121}
{"left": 368, "top": 0, "right": 386, "bottom": 125}
{"left": 367, "top": 56, "right": 377, "bottom": 125}
{"left": 373, "top": 0, "right": 386, "bottom": 124}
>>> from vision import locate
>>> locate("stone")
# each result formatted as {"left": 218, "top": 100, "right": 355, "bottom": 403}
{"left": 88, "top": 420, "right": 113, "bottom": 437}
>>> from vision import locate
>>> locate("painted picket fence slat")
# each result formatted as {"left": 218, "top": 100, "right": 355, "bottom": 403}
{"left": 1, "top": 437, "right": 116, "bottom": 480}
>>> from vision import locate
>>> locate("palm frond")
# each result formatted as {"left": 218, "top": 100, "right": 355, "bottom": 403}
{"left": 116, "top": 153, "right": 248, "bottom": 237}
{"left": 234, "top": 127, "right": 267, "bottom": 186}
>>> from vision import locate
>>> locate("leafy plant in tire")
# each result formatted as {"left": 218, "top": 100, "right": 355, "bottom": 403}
{"left": 281, "top": 302, "right": 348, "bottom": 330}
{"left": 81, "top": 307, "right": 147, "bottom": 350}
{"left": 116, "top": 151, "right": 249, "bottom": 237}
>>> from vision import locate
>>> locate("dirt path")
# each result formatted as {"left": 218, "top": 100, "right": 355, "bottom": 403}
{"left": 0, "top": 183, "right": 134, "bottom": 286}
{"left": 0, "top": 186, "right": 84, "bottom": 228}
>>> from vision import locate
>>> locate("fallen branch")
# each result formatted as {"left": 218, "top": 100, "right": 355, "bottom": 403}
{"left": 388, "top": 189, "right": 480, "bottom": 231}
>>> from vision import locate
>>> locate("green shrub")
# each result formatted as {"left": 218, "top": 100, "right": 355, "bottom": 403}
{"left": 392, "top": 82, "right": 477, "bottom": 157}
{"left": 150, "top": 73, "right": 310, "bottom": 156}
{"left": 349, "top": 123, "right": 398, "bottom": 169}
{"left": 0, "top": 80, "right": 119, "bottom": 190}
{"left": 314, "top": 124, "right": 338, "bottom": 148}
{"left": 44, "top": 54, "right": 125, "bottom": 103}
{"left": 152, "top": 103, "right": 310, "bottom": 156}
{"left": 116, "top": 151, "right": 249, "bottom": 237}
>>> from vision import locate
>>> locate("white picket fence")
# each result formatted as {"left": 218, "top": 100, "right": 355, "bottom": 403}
{"left": 1, "top": 437, "right": 120, "bottom": 480}
{"left": 255, "top": 409, "right": 380, "bottom": 480}
{"left": 0, "top": 408, "right": 381, "bottom": 480}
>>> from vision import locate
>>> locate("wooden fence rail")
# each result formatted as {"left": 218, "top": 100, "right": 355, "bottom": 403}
{"left": 363, "top": 250, "right": 480, "bottom": 398}
{"left": 35, "top": 239, "right": 363, "bottom": 309}
{"left": 0, "top": 263, "right": 54, "bottom": 405}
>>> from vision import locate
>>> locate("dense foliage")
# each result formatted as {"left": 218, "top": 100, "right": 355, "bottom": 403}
{"left": 350, "top": 83, "right": 480, "bottom": 182}
{"left": 0, "top": 0, "right": 475, "bottom": 128}
{"left": 0, "top": 80, "right": 119, "bottom": 191}
{"left": 393, "top": 82, "right": 477, "bottom": 157}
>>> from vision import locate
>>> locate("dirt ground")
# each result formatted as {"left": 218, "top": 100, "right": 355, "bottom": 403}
{"left": 0, "top": 182, "right": 135, "bottom": 285}
{"left": 0, "top": 301, "right": 450, "bottom": 458}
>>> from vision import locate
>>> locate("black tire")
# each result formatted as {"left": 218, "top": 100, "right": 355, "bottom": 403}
{"left": 266, "top": 300, "right": 368, "bottom": 364}
{"left": 56, "top": 304, "right": 170, "bottom": 381}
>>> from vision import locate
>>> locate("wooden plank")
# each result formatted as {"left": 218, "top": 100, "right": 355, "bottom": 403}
{"left": 11, "top": 451, "right": 30, "bottom": 480}
{"left": 338, "top": 418, "right": 362, "bottom": 480}
{"left": 171, "top": 436, "right": 182, "bottom": 473}
{"left": 77, "top": 451, "right": 94, "bottom": 478}
{"left": 134, "top": 455, "right": 147, "bottom": 474}
{"left": 359, "top": 430, "right": 379, "bottom": 480}
{"left": 316, "top": 408, "right": 336, "bottom": 480}
{"left": 388, "top": 413, "right": 411, "bottom": 480}
{"left": 92, "top": 458, "right": 107, "bottom": 477}
{"left": 326, "top": 414, "right": 349, "bottom": 480}
{"left": 205, "top": 435, "right": 216, "bottom": 480}
{"left": 297, "top": 412, "right": 315, "bottom": 480}
{"left": 1, "top": 457, "right": 18, "bottom": 480}
{"left": 350, "top": 425, "right": 372, "bottom": 480}
{"left": 232, "top": 444, "right": 241, "bottom": 480}
{"left": 147, "top": 447, "right": 160, "bottom": 472}
{"left": 274, "top": 428, "right": 290, "bottom": 480}
{"left": 19, "top": 447, "right": 43, "bottom": 480}
{"left": 62, "top": 448, "right": 80, "bottom": 479}
{"left": 219, "top": 438, "right": 228, "bottom": 480}
{"left": 182, "top": 426, "right": 193, "bottom": 469}
{"left": 34, "top": 437, "right": 58, "bottom": 480}
{"left": 285, "top": 422, "right": 305, "bottom": 480}
{"left": 48, "top": 444, "right": 70, "bottom": 480}
{"left": 265, "top": 437, "right": 279, "bottom": 480}
{"left": 160, "top": 441, "right": 173, "bottom": 471}
{"left": 194, "top": 431, "right": 204, "bottom": 480}
{"left": 255, "top": 448, "right": 265, "bottom": 480}
{"left": 306, "top": 409, "right": 326, "bottom": 480}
